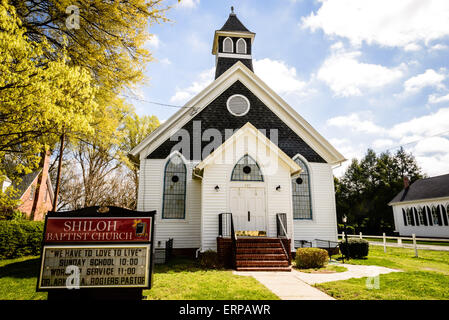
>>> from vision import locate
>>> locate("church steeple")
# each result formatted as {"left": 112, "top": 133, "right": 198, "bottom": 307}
{"left": 212, "top": 8, "right": 255, "bottom": 79}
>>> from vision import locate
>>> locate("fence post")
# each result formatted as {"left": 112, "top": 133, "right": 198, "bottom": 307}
{"left": 383, "top": 233, "right": 387, "bottom": 253}
{"left": 413, "top": 234, "right": 418, "bottom": 258}
{"left": 397, "top": 237, "right": 402, "bottom": 246}
{"left": 341, "top": 232, "right": 345, "bottom": 241}
{"left": 359, "top": 232, "right": 363, "bottom": 239}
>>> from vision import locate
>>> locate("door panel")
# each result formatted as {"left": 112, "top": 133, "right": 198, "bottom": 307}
{"left": 230, "top": 187, "right": 266, "bottom": 232}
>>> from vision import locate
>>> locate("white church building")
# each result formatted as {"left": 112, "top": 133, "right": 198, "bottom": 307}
{"left": 130, "top": 10, "right": 346, "bottom": 270}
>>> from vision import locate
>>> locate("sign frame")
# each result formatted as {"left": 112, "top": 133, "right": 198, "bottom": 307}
{"left": 36, "top": 206, "right": 156, "bottom": 294}
{"left": 38, "top": 244, "right": 151, "bottom": 290}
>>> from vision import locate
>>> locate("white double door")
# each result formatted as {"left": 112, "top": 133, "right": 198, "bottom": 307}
{"left": 230, "top": 187, "right": 266, "bottom": 232}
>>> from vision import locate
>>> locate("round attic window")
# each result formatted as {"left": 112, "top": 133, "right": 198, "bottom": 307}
{"left": 227, "top": 94, "right": 250, "bottom": 116}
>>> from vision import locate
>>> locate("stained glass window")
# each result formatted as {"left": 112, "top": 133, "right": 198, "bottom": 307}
{"left": 162, "top": 155, "right": 186, "bottom": 219}
{"left": 292, "top": 157, "right": 312, "bottom": 219}
{"left": 231, "top": 155, "right": 263, "bottom": 181}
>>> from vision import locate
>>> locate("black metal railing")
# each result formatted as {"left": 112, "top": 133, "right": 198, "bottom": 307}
{"left": 276, "top": 213, "right": 288, "bottom": 238}
{"left": 295, "top": 240, "right": 312, "bottom": 248}
{"left": 314, "top": 239, "right": 339, "bottom": 249}
{"left": 218, "top": 213, "right": 237, "bottom": 268}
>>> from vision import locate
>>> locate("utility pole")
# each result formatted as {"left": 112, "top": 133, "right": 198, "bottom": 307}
{"left": 52, "top": 133, "right": 65, "bottom": 211}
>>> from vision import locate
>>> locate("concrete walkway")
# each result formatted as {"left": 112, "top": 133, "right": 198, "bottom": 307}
{"left": 293, "top": 263, "right": 401, "bottom": 285}
{"left": 234, "top": 263, "right": 400, "bottom": 300}
{"left": 234, "top": 270, "right": 335, "bottom": 300}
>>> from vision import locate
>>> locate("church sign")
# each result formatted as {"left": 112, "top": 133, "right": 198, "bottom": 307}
{"left": 37, "top": 207, "right": 156, "bottom": 294}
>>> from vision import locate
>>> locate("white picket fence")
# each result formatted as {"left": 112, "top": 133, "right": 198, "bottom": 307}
{"left": 338, "top": 232, "right": 449, "bottom": 257}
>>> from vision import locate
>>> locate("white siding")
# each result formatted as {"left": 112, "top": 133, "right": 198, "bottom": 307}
{"left": 392, "top": 200, "right": 449, "bottom": 238}
{"left": 293, "top": 162, "right": 338, "bottom": 247}
{"left": 138, "top": 158, "right": 201, "bottom": 249}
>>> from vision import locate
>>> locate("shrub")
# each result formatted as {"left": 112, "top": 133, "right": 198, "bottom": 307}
{"left": 339, "top": 238, "right": 369, "bottom": 258}
{"left": 295, "top": 248, "right": 329, "bottom": 269}
{"left": 198, "top": 250, "right": 222, "bottom": 269}
{"left": 0, "top": 220, "right": 44, "bottom": 259}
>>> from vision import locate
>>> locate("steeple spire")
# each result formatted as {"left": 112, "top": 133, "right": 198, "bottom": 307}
{"left": 212, "top": 9, "right": 256, "bottom": 79}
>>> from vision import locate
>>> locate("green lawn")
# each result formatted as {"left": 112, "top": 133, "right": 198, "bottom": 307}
{"left": 315, "top": 246, "right": 449, "bottom": 300}
{"left": 144, "top": 258, "right": 278, "bottom": 300}
{"left": 0, "top": 256, "right": 278, "bottom": 300}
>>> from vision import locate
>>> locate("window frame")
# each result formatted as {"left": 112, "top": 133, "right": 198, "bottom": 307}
{"left": 236, "top": 38, "right": 247, "bottom": 54}
{"left": 226, "top": 94, "right": 250, "bottom": 117}
{"left": 292, "top": 155, "right": 313, "bottom": 220}
{"left": 223, "top": 37, "right": 233, "bottom": 53}
{"left": 230, "top": 154, "right": 264, "bottom": 182}
{"left": 162, "top": 154, "right": 187, "bottom": 220}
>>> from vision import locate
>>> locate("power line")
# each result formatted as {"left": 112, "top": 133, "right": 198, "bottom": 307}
{"left": 119, "top": 94, "right": 187, "bottom": 109}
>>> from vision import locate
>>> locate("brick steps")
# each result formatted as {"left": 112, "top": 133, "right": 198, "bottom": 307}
{"left": 236, "top": 260, "right": 289, "bottom": 267}
{"left": 236, "top": 266, "right": 292, "bottom": 272}
{"left": 235, "top": 237, "right": 290, "bottom": 272}
{"left": 236, "top": 254, "right": 286, "bottom": 260}
{"left": 237, "top": 248, "right": 285, "bottom": 254}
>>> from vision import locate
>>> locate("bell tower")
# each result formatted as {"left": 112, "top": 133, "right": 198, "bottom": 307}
{"left": 212, "top": 7, "right": 255, "bottom": 79}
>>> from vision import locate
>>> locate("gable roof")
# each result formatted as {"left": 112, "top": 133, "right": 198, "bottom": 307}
{"left": 14, "top": 170, "right": 42, "bottom": 200}
{"left": 389, "top": 174, "right": 449, "bottom": 205}
{"left": 195, "top": 122, "right": 302, "bottom": 175}
{"left": 130, "top": 61, "right": 346, "bottom": 165}
{"left": 219, "top": 13, "right": 252, "bottom": 33}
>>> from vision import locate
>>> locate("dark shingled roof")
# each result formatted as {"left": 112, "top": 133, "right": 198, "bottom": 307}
{"left": 389, "top": 173, "right": 449, "bottom": 204}
{"left": 13, "top": 170, "right": 41, "bottom": 200}
{"left": 219, "top": 13, "right": 251, "bottom": 33}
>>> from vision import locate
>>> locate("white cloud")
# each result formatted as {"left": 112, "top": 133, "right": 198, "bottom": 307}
{"left": 317, "top": 48, "right": 403, "bottom": 97}
{"left": 326, "top": 113, "right": 385, "bottom": 135}
{"left": 301, "top": 0, "right": 449, "bottom": 50}
{"left": 389, "top": 107, "right": 449, "bottom": 139}
{"left": 253, "top": 58, "right": 308, "bottom": 96}
{"left": 403, "top": 69, "right": 446, "bottom": 94}
{"left": 146, "top": 35, "right": 160, "bottom": 49}
{"left": 372, "top": 139, "right": 394, "bottom": 149}
{"left": 428, "top": 93, "right": 449, "bottom": 104}
{"left": 177, "top": 0, "right": 200, "bottom": 8}
{"left": 159, "top": 58, "right": 172, "bottom": 65}
{"left": 170, "top": 68, "right": 214, "bottom": 104}
{"left": 429, "top": 44, "right": 449, "bottom": 52}
{"left": 328, "top": 108, "right": 449, "bottom": 176}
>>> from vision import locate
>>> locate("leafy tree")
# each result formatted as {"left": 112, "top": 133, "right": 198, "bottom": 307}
{"left": 0, "top": 0, "right": 96, "bottom": 215}
{"left": 335, "top": 148, "right": 425, "bottom": 235}
{"left": 119, "top": 111, "right": 160, "bottom": 196}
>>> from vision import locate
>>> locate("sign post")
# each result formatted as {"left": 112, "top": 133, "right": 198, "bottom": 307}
{"left": 37, "top": 206, "right": 156, "bottom": 300}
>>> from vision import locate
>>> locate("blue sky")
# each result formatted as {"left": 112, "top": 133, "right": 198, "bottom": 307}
{"left": 127, "top": 0, "right": 449, "bottom": 177}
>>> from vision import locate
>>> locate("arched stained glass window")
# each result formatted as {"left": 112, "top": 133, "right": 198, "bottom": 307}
{"left": 223, "top": 37, "right": 233, "bottom": 53}
{"left": 236, "top": 38, "right": 246, "bottom": 54}
{"left": 162, "top": 155, "right": 186, "bottom": 219}
{"left": 292, "top": 157, "right": 312, "bottom": 220}
{"left": 231, "top": 155, "right": 263, "bottom": 181}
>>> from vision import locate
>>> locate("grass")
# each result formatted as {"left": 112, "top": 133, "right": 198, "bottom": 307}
{"left": 295, "top": 264, "right": 348, "bottom": 274}
{"left": 315, "top": 246, "right": 449, "bottom": 300}
{"left": 0, "top": 256, "right": 278, "bottom": 300}
{"left": 144, "top": 258, "right": 278, "bottom": 300}
{"left": 0, "top": 256, "right": 47, "bottom": 300}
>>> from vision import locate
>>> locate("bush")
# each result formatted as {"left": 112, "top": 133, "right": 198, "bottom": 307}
{"left": 295, "top": 248, "right": 329, "bottom": 269}
{"left": 198, "top": 250, "right": 222, "bottom": 269}
{"left": 339, "top": 238, "right": 369, "bottom": 258}
{"left": 0, "top": 220, "right": 44, "bottom": 259}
